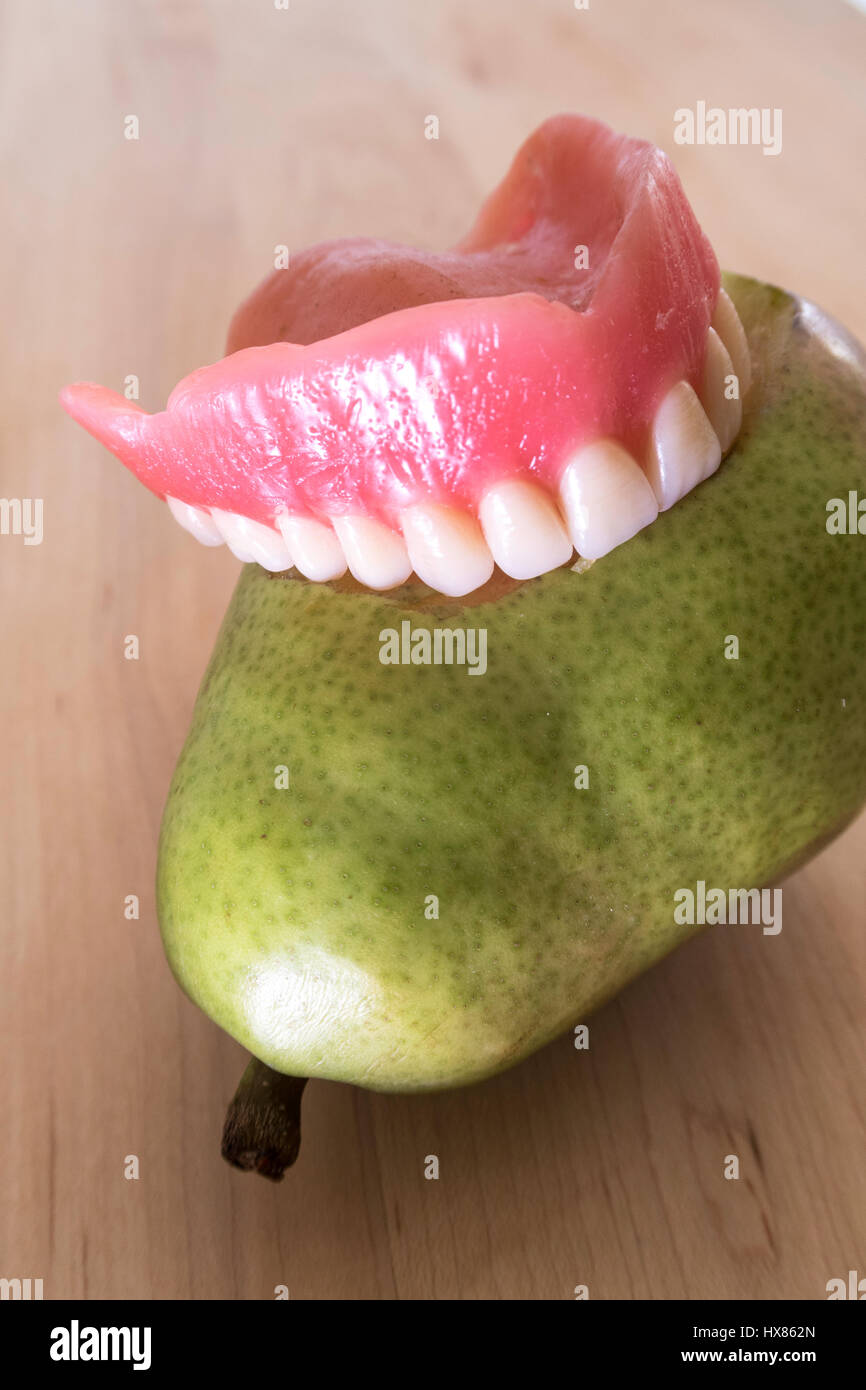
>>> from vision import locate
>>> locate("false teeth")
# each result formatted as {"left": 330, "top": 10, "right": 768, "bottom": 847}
{"left": 646, "top": 382, "right": 721, "bottom": 510}
{"left": 699, "top": 327, "right": 742, "bottom": 454}
{"left": 332, "top": 515, "right": 413, "bottom": 590}
{"left": 401, "top": 503, "right": 494, "bottom": 596}
{"left": 211, "top": 509, "right": 293, "bottom": 571}
{"left": 277, "top": 513, "right": 347, "bottom": 582}
{"left": 559, "top": 440, "right": 659, "bottom": 559}
{"left": 163, "top": 297, "right": 751, "bottom": 591}
{"left": 479, "top": 479, "right": 573, "bottom": 579}
{"left": 712, "top": 288, "right": 752, "bottom": 396}
{"left": 166, "top": 496, "right": 225, "bottom": 546}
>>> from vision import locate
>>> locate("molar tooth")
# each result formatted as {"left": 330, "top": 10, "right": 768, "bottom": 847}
{"left": 646, "top": 382, "right": 721, "bottom": 510}
{"left": 699, "top": 327, "right": 742, "bottom": 454}
{"left": 332, "top": 515, "right": 413, "bottom": 590}
{"left": 401, "top": 503, "right": 493, "bottom": 596}
{"left": 166, "top": 496, "right": 225, "bottom": 546}
{"left": 210, "top": 508, "right": 293, "bottom": 571}
{"left": 277, "top": 513, "right": 347, "bottom": 582}
{"left": 559, "top": 440, "right": 659, "bottom": 560}
{"left": 712, "top": 288, "right": 751, "bottom": 396}
{"left": 478, "top": 479, "right": 573, "bottom": 579}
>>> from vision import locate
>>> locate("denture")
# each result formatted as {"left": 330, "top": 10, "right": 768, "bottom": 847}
{"left": 60, "top": 115, "right": 749, "bottom": 596}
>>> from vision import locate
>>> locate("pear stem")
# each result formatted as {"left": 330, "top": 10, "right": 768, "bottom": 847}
{"left": 221, "top": 1057, "right": 308, "bottom": 1181}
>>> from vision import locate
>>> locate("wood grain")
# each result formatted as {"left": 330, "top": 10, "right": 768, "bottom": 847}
{"left": 1, "top": 0, "right": 864, "bottom": 1300}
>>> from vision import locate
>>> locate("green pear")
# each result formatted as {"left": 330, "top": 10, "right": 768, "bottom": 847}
{"left": 157, "top": 275, "right": 866, "bottom": 1175}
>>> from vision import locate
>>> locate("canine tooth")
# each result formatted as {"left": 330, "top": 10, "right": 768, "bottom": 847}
{"left": 478, "top": 479, "right": 573, "bottom": 579}
{"left": 277, "top": 514, "right": 347, "bottom": 582}
{"left": 332, "top": 515, "right": 413, "bottom": 590}
{"left": 699, "top": 327, "right": 742, "bottom": 454}
{"left": 401, "top": 503, "right": 493, "bottom": 596}
{"left": 646, "top": 383, "right": 721, "bottom": 510}
{"left": 712, "top": 288, "right": 751, "bottom": 396}
{"left": 559, "top": 440, "right": 658, "bottom": 560}
{"left": 210, "top": 509, "right": 293, "bottom": 571}
{"left": 166, "top": 495, "right": 224, "bottom": 546}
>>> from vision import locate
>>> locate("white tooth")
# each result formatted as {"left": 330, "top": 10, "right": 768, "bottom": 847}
{"left": 646, "top": 382, "right": 722, "bottom": 510}
{"left": 211, "top": 511, "right": 256, "bottom": 562}
{"left": 559, "top": 440, "right": 659, "bottom": 560}
{"left": 166, "top": 495, "right": 224, "bottom": 547}
{"left": 699, "top": 327, "right": 742, "bottom": 455}
{"left": 478, "top": 479, "right": 573, "bottom": 579}
{"left": 401, "top": 503, "right": 493, "bottom": 596}
{"left": 210, "top": 508, "right": 293, "bottom": 571}
{"left": 332, "top": 515, "right": 413, "bottom": 590}
{"left": 712, "top": 288, "right": 751, "bottom": 396}
{"left": 277, "top": 513, "right": 347, "bottom": 582}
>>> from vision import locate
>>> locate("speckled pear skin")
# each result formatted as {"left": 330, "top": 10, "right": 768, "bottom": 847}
{"left": 157, "top": 275, "right": 866, "bottom": 1091}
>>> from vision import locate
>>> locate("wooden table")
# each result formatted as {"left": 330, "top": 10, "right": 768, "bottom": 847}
{"left": 2, "top": 0, "right": 864, "bottom": 1300}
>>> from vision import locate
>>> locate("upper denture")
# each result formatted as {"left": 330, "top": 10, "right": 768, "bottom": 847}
{"left": 60, "top": 115, "right": 749, "bottom": 595}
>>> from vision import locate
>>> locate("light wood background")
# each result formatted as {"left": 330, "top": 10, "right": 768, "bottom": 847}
{"left": 2, "top": 0, "right": 864, "bottom": 1301}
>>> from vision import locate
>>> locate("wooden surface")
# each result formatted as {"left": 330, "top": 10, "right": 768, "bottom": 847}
{"left": 2, "top": 0, "right": 865, "bottom": 1301}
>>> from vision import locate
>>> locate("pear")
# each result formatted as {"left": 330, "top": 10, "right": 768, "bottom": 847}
{"left": 157, "top": 275, "right": 866, "bottom": 1176}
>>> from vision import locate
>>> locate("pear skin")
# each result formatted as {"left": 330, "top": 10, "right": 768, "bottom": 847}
{"left": 157, "top": 276, "right": 866, "bottom": 1117}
